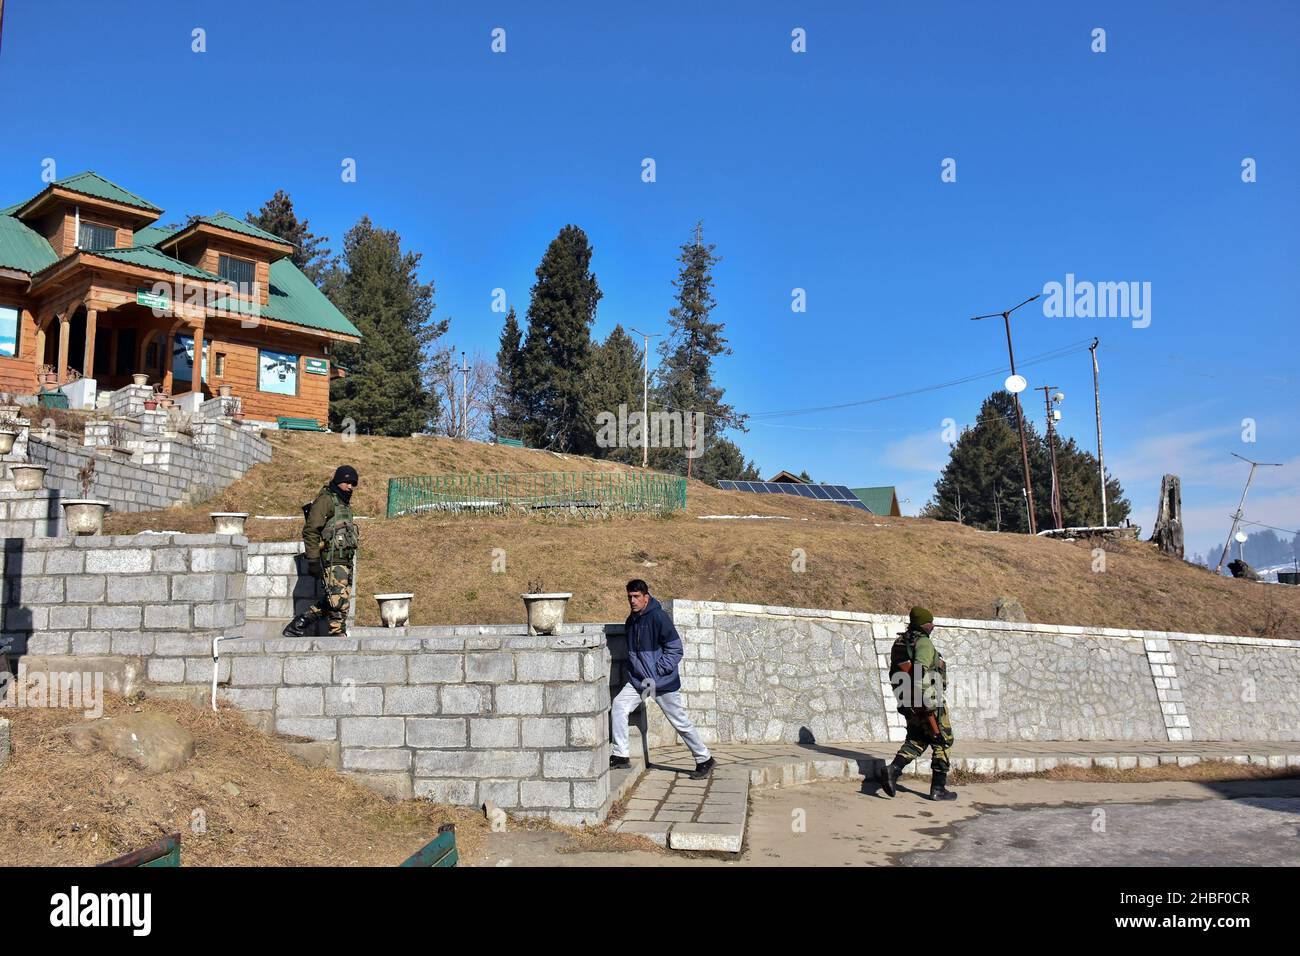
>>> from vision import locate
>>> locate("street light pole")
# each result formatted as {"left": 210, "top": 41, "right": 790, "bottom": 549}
{"left": 629, "top": 327, "right": 660, "bottom": 469}
{"left": 972, "top": 294, "right": 1041, "bottom": 534}
{"left": 1037, "top": 385, "right": 1064, "bottom": 530}
{"left": 1215, "top": 454, "right": 1283, "bottom": 574}
{"left": 1089, "top": 338, "right": 1107, "bottom": 527}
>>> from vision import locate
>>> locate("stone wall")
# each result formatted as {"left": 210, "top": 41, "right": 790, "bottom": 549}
{"left": 643, "top": 600, "right": 1300, "bottom": 746}
{"left": 244, "top": 541, "right": 336, "bottom": 624}
{"left": 0, "top": 533, "right": 245, "bottom": 658}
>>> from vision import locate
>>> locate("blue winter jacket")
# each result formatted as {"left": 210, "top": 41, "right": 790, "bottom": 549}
{"left": 624, "top": 597, "right": 684, "bottom": 694}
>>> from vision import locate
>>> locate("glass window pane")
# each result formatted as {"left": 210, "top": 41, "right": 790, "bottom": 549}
{"left": 0, "top": 305, "right": 18, "bottom": 357}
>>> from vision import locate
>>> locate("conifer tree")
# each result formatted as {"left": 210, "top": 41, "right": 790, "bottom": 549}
{"left": 247, "top": 190, "right": 332, "bottom": 285}
{"left": 493, "top": 307, "right": 529, "bottom": 440}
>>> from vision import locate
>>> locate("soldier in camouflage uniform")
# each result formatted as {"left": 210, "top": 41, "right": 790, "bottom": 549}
{"left": 880, "top": 606, "right": 957, "bottom": 801}
{"left": 283, "top": 465, "right": 360, "bottom": 638}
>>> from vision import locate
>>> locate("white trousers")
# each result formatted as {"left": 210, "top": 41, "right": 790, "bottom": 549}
{"left": 610, "top": 682, "right": 711, "bottom": 763}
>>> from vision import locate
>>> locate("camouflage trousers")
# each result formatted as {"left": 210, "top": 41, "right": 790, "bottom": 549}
{"left": 895, "top": 706, "right": 954, "bottom": 774}
{"left": 307, "top": 562, "right": 352, "bottom": 635}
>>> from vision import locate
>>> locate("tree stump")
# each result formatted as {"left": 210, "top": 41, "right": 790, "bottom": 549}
{"left": 1150, "top": 474, "right": 1184, "bottom": 558}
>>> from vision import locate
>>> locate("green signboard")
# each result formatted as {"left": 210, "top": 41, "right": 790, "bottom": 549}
{"left": 137, "top": 288, "right": 170, "bottom": 310}
{"left": 305, "top": 358, "right": 329, "bottom": 375}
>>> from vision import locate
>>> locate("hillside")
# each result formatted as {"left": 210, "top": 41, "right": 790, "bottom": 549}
{"left": 105, "top": 432, "right": 1300, "bottom": 637}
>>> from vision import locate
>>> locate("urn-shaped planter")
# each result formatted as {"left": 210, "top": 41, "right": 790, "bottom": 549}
{"left": 143, "top": 399, "right": 159, "bottom": 411}
{"left": 0, "top": 428, "right": 19, "bottom": 454}
{"left": 217, "top": 384, "right": 234, "bottom": 398}
{"left": 521, "top": 592, "right": 573, "bottom": 635}
{"left": 132, "top": 373, "right": 150, "bottom": 386}
{"left": 10, "top": 463, "right": 47, "bottom": 491}
{"left": 375, "top": 593, "right": 415, "bottom": 628}
{"left": 61, "top": 499, "right": 111, "bottom": 535}
{"left": 210, "top": 511, "right": 249, "bottom": 535}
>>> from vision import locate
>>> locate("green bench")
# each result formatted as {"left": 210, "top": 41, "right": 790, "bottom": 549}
{"left": 38, "top": 389, "right": 70, "bottom": 409}
{"left": 100, "top": 832, "right": 181, "bottom": 867}
{"left": 277, "top": 416, "right": 326, "bottom": 432}
{"left": 399, "top": 824, "right": 459, "bottom": 867}
{"left": 495, "top": 436, "right": 524, "bottom": 448}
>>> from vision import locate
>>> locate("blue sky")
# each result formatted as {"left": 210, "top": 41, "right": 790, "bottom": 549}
{"left": 2, "top": 0, "right": 1297, "bottom": 557}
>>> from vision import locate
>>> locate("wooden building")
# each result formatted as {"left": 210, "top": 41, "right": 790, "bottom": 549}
{"left": 0, "top": 171, "right": 360, "bottom": 423}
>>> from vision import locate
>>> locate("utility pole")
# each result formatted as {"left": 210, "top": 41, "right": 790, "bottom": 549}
{"left": 1089, "top": 338, "right": 1107, "bottom": 527}
{"left": 1037, "top": 385, "right": 1064, "bottom": 530}
{"left": 972, "top": 294, "right": 1041, "bottom": 534}
{"left": 458, "top": 351, "right": 469, "bottom": 439}
{"left": 628, "top": 327, "right": 659, "bottom": 468}
{"left": 1215, "top": 454, "right": 1283, "bottom": 574}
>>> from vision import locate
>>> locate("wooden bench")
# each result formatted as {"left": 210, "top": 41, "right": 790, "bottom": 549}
{"left": 399, "top": 823, "right": 459, "bottom": 867}
{"left": 495, "top": 436, "right": 524, "bottom": 448}
{"left": 277, "top": 416, "right": 326, "bottom": 432}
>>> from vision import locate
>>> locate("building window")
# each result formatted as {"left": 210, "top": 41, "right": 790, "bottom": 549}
{"left": 0, "top": 305, "right": 18, "bottom": 357}
{"left": 78, "top": 221, "right": 116, "bottom": 251}
{"left": 258, "top": 349, "right": 298, "bottom": 395}
{"left": 219, "top": 254, "right": 256, "bottom": 292}
{"left": 215, "top": 352, "right": 226, "bottom": 377}
{"left": 172, "top": 335, "right": 209, "bottom": 384}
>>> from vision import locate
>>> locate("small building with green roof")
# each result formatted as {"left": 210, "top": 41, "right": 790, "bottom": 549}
{"left": 0, "top": 170, "right": 359, "bottom": 423}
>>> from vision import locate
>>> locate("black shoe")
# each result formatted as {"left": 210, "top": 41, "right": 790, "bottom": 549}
{"left": 929, "top": 771, "right": 958, "bottom": 801}
{"left": 610, "top": 755, "right": 631, "bottom": 770}
{"left": 688, "top": 757, "right": 716, "bottom": 780}
{"left": 880, "top": 758, "right": 907, "bottom": 798}
{"left": 281, "top": 613, "right": 313, "bottom": 638}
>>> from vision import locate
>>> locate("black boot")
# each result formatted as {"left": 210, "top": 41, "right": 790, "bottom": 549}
{"left": 282, "top": 612, "right": 314, "bottom": 637}
{"left": 929, "top": 770, "right": 958, "bottom": 801}
{"left": 880, "top": 757, "right": 908, "bottom": 797}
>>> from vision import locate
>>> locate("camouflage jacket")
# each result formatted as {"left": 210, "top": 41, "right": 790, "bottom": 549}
{"left": 303, "top": 485, "right": 358, "bottom": 564}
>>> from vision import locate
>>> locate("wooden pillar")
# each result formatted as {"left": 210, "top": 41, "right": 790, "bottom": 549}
{"left": 162, "top": 331, "right": 175, "bottom": 394}
{"left": 83, "top": 307, "right": 98, "bottom": 379}
{"left": 191, "top": 325, "right": 205, "bottom": 396}
{"left": 35, "top": 322, "right": 46, "bottom": 367}
{"left": 56, "top": 314, "right": 70, "bottom": 382}
{"left": 109, "top": 327, "right": 121, "bottom": 378}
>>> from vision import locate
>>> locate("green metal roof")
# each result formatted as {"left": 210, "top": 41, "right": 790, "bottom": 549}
{"left": 21, "top": 171, "right": 162, "bottom": 214}
{"left": 206, "top": 259, "right": 360, "bottom": 337}
{"left": 0, "top": 215, "right": 59, "bottom": 273}
{"left": 79, "top": 245, "right": 222, "bottom": 281}
{"left": 851, "top": 486, "right": 899, "bottom": 516}
{"left": 196, "top": 212, "right": 291, "bottom": 247}
{"left": 131, "top": 224, "right": 180, "bottom": 248}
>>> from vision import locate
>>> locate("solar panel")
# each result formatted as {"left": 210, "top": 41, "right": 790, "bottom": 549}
{"left": 718, "top": 480, "right": 738, "bottom": 491}
{"left": 809, "top": 485, "right": 831, "bottom": 500}
{"left": 779, "top": 484, "right": 801, "bottom": 495}
{"left": 717, "top": 479, "right": 875, "bottom": 514}
{"left": 829, "top": 485, "right": 857, "bottom": 500}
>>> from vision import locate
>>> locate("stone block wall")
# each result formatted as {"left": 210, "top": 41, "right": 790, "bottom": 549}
{"left": 649, "top": 600, "right": 1300, "bottom": 746}
{"left": 0, "top": 533, "right": 246, "bottom": 658}
{"left": 245, "top": 542, "right": 330, "bottom": 622}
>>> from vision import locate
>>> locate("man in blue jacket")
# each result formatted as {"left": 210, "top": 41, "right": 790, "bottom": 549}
{"left": 611, "top": 580, "right": 715, "bottom": 779}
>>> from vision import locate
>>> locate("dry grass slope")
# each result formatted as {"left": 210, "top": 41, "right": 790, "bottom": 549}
{"left": 104, "top": 432, "right": 1300, "bottom": 637}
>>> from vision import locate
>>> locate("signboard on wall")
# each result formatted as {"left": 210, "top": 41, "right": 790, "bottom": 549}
{"left": 137, "top": 288, "right": 170, "bottom": 310}
{"left": 305, "top": 358, "right": 329, "bottom": 375}
{"left": 259, "top": 349, "right": 298, "bottom": 395}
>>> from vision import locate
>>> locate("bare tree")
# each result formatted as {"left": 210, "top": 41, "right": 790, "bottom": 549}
{"left": 428, "top": 347, "right": 497, "bottom": 441}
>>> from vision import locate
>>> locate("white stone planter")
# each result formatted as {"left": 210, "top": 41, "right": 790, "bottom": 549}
{"left": 210, "top": 512, "right": 249, "bottom": 535}
{"left": 10, "top": 463, "right": 47, "bottom": 491}
{"left": 218, "top": 384, "right": 234, "bottom": 398}
{"left": 0, "top": 428, "right": 18, "bottom": 454}
{"left": 61, "top": 499, "right": 111, "bottom": 535}
{"left": 132, "top": 373, "right": 149, "bottom": 386}
{"left": 375, "top": 593, "right": 414, "bottom": 628}
{"left": 522, "top": 592, "right": 573, "bottom": 635}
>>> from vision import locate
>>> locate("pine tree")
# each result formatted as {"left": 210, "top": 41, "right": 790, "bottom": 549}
{"left": 518, "top": 225, "right": 602, "bottom": 452}
{"left": 325, "top": 217, "right": 447, "bottom": 435}
{"left": 587, "top": 325, "right": 645, "bottom": 464}
{"left": 247, "top": 190, "right": 332, "bottom": 285}
{"left": 699, "top": 438, "right": 760, "bottom": 483}
{"left": 492, "top": 307, "right": 529, "bottom": 440}
{"left": 651, "top": 222, "right": 746, "bottom": 482}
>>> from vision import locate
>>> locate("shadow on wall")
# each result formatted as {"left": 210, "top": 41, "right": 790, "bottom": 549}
{"left": 1, "top": 537, "right": 32, "bottom": 659}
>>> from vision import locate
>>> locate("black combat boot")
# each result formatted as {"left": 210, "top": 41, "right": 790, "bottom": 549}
{"left": 281, "top": 612, "right": 314, "bottom": 638}
{"left": 880, "top": 757, "right": 908, "bottom": 797}
{"left": 929, "top": 770, "right": 958, "bottom": 801}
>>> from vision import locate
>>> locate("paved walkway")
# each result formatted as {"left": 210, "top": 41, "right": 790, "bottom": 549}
{"left": 609, "top": 739, "right": 1300, "bottom": 852}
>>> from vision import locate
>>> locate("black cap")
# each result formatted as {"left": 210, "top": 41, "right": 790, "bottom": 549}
{"left": 332, "top": 465, "right": 359, "bottom": 486}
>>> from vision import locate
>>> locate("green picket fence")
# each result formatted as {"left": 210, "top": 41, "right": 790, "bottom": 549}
{"left": 386, "top": 471, "right": 687, "bottom": 517}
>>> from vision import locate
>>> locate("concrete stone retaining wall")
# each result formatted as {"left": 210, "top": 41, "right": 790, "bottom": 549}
{"left": 244, "top": 542, "right": 336, "bottom": 624}
{"left": 1, "top": 533, "right": 245, "bottom": 658}
{"left": 641, "top": 600, "right": 1300, "bottom": 747}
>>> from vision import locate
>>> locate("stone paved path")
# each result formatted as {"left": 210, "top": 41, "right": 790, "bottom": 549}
{"left": 610, "top": 739, "right": 1300, "bottom": 853}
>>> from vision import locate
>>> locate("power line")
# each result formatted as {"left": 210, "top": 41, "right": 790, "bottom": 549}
{"left": 1236, "top": 518, "right": 1300, "bottom": 537}
{"left": 649, "top": 338, "right": 1096, "bottom": 430}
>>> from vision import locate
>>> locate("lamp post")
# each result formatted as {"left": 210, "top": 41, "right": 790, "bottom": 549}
{"left": 629, "top": 327, "right": 660, "bottom": 469}
{"left": 972, "top": 294, "right": 1040, "bottom": 534}
{"left": 1036, "top": 386, "right": 1065, "bottom": 530}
